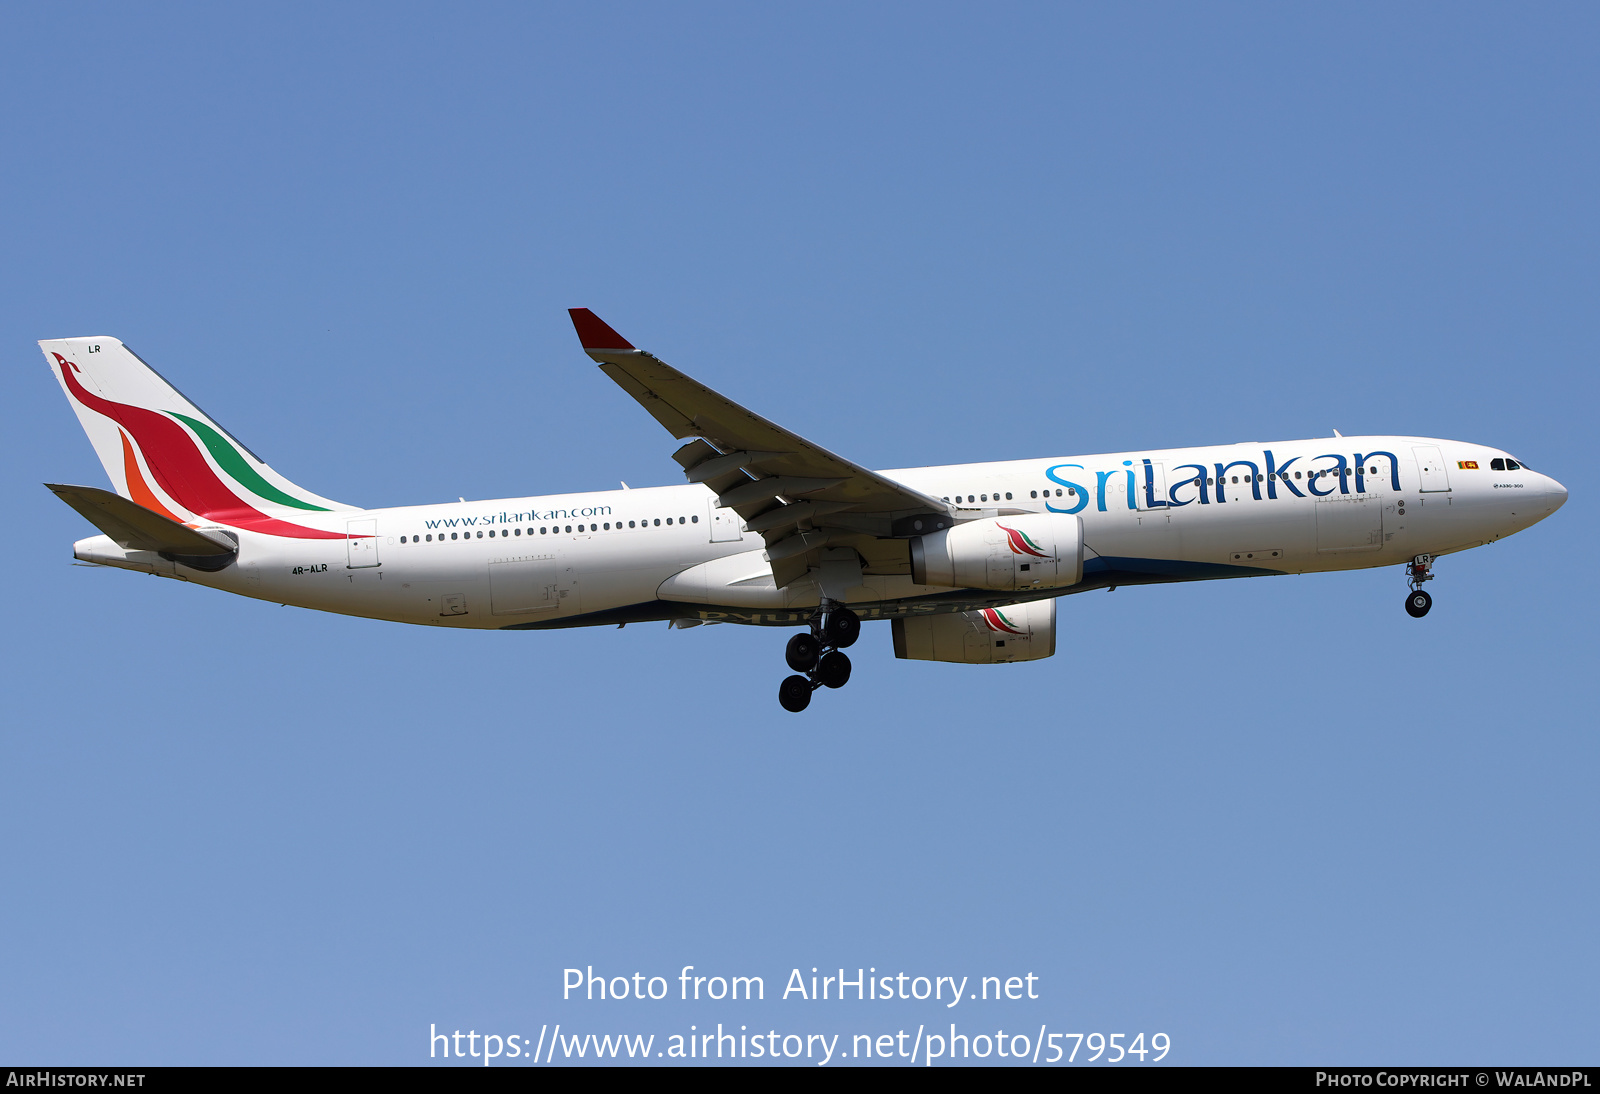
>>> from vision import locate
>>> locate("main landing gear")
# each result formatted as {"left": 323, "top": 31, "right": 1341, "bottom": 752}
{"left": 778, "top": 605, "right": 860, "bottom": 712}
{"left": 1404, "top": 555, "right": 1435, "bottom": 618}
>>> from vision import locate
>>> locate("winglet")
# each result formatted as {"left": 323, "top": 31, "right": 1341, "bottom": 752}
{"left": 568, "top": 308, "right": 635, "bottom": 351}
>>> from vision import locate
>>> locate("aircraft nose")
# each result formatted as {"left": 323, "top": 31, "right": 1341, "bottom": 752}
{"left": 1546, "top": 475, "right": 1568, "bottom": 511}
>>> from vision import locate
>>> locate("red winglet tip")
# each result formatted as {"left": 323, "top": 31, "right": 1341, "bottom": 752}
{"left": 568, "top": 308, "right": 635, "bottom": 351}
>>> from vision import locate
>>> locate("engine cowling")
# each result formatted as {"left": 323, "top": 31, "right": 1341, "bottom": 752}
{"left": 891, "top": 599, "right": 1056, "bottom": 664}
{"left": 910, "top": 513, "right": 1083, "bottom": 592}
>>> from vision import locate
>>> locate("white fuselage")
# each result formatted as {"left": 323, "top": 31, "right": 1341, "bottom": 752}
{"left": 74, "top": 435, "right": 1567, "bottom": 629}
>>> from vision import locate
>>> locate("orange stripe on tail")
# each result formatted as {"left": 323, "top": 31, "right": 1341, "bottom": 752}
{"left": 120, "top": 430, "right": 186, "bottom": 524}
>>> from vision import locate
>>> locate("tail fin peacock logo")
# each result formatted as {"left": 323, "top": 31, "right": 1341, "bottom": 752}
{"left": 53, "top": 352, "right": 346, "bottom": 540}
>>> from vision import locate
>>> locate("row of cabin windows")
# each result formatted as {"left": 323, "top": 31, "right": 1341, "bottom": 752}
{"left": 398, "top": 515, "right": 698, "bottom": 544}
{"left": 956, "top": 467, "right": 1391, "bottom": 506}
{"left": 1185, "top": 467, "right": 1379, "bottom": 486}
{"left": 1184, "top": 467, "right": 1382, "bottom": 486}
{"left": 1009, "top": 466, "right": 1388, "bottom": 499}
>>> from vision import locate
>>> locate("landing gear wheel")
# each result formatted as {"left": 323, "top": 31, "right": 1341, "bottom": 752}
{"left": 816, "top": 650, "right": 852, "bottom": 689}
{"left": 785, "top": 633, "right": 821, "bottom": 672}
{"left": 1405, "top": 589, "right": 1433, "bottom": 618}
{"left": 822, "top": 608, "right": 860, "bottom": 649}
{"left": 778, "top": 674, "right": 814, "bottom": 712}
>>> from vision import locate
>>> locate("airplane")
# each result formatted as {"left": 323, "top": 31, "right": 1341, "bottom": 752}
{"left": 41, "top": 309, "right": 1568, "bottom": 712}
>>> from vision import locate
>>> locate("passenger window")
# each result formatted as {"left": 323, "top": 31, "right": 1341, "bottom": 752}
{"left": 477, "top": 531, "right": 483, "bottom": 538}
{"left": 1030, "top": 490, "right": 1038, "bottom": 498}
{"left": 691, "top": 515, "right": 699, "bottom": 523}
{"left": 629, "top": 521, "right": 636, "bottom": 528}
{"left": 1231, "top": 476, "right": 1238, "bottom": 484}
{"left": 980, "top": 494, "right": 987, "bottom": 502}
{"left": 968, "top": 495, "right": 974, "bottom": 503}
{"left": 654, "top": 519, "right": 660, "bottom": 526}
{"left": 451, "top": 533, "right": 458, "bottom": 540}
{"left": 1005, "top": 492, "right": 1012, "bottom": 500}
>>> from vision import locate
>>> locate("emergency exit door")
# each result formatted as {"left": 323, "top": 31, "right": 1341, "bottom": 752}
{"left": 1413, "top": 446, "right": 1452, "bottom": 493}
{"left": 708, "top": 501, "right": 743, "bottom": 542}
{"left": 346, "top": 519, "right": 380, "bottom": 567}
{"left": 1138, "top": 461, "right": 1170, "bottom": 511}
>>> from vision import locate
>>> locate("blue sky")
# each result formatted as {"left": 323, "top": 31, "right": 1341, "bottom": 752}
{"left": 2, "top": 2, "right": 1595, "bottom": 1066}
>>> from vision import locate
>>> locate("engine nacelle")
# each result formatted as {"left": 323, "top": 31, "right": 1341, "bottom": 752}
{"left": 910, "top": 513, "right": 1083, "bottom": 592}
{"left": 891, "top": 599, "right": 1056, "bottom": 664}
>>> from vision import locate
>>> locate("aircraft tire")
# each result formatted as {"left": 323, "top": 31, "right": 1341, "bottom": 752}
{"left": 779, "top": 675, "right": 814, "bottom": 713}
{"left": 785, "top": 633, "right": 821, "bottom": 672}
{"left": 1405, "top": 589, "right": 1433, "bottom": 618}
{"left": 816, "top": 650, "right": 852, "bottom": 689}
{"left": 824, "top": 609, "right": 861, "bottom": 649}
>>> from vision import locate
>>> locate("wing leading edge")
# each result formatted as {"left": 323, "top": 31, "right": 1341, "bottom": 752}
{"left": 568, "top": 309, "right": 953, "bottom": 589}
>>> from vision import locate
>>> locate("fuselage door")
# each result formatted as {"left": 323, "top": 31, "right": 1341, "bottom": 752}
{"left": 1137, "top": 461, "right": 1170, "bottom": 511}
{"left": 709, "top": 502, "right": 744, "bottom": 542}
{"left": 1413, "top": 446, "right": 1452, "bottom": 493}
{"left": 346, "top": 518, "right": 380, "bottom": 567}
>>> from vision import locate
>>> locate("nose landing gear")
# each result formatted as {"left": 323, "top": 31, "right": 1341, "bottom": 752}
{"left": 1404, "top": 555, "right": 1435, "bottom": 618}
{"left": 776, "top": 604, "right": 860, "bottom": 712}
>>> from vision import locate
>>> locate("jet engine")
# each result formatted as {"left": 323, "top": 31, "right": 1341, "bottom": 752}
{"left": 891, "top": 599, "right": 1056, "bottom": 664}
{"left": 910, "top": 513, "right": 1083, "bottom": 592}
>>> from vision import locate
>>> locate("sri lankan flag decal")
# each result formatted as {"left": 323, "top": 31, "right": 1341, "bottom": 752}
{"left": 1458, "top": 460, "right": 1479, "bottom": 470}
{"left": 979, "top": 608, "right": 1027, "bottom": 636}
{"left": 996, "top": 523, "right": 1052, "bottom": 559}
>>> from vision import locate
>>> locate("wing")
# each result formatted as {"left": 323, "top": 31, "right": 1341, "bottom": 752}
{"left": 568, "top": 309, "right": 954, "bottom": 589}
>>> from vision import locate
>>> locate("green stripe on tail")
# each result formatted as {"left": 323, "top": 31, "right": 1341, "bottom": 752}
{"left": 169, "top": 412, "right": 330, "bottom": 512}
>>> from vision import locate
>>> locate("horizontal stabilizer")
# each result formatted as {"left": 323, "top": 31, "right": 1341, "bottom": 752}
{"left": 46, "top": 483, "right": 237, "bottom": 556}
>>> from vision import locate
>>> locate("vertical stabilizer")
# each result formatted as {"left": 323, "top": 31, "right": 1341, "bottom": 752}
{"left": 41, "top": 337, "right": 355, "bottom": 538}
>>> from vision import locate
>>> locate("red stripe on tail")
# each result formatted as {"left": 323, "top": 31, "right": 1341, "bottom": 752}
{"left": 55, "top": 354, "right": 345, "bottom": 539}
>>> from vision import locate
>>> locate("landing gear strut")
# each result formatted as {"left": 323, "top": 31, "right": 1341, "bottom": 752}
{"left": 777, "top": 604, "right": 860, "bottom": 712}
{"left": 1404, "top": 555, "right": 1434, "bottom": 618}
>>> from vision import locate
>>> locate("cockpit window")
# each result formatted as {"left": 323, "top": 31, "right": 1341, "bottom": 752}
{"left": 1493, "top": 457, "right": 1524, "bottom": 471}
{"left": 1509, "top": 458, "right": 1527, "bottom": 470}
